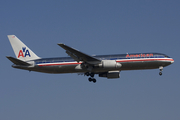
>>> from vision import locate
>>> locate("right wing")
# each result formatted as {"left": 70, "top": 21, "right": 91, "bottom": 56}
{"left": 58, "top": 43, "right": 101, "bottom": 65}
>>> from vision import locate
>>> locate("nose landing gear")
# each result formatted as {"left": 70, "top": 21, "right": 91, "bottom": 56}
{"left": 159, "top": 66, "right": 163, "bottom": 76}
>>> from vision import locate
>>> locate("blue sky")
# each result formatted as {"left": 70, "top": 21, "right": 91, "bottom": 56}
{"left": 1, "top": 0, "right": 180, "bottom": 120}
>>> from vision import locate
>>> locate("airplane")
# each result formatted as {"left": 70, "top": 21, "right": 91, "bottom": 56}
{"left": 6, "top": 35, "right": 174, "bottom": 83}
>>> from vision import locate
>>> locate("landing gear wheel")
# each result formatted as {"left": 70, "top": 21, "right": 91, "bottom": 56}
{"left": 90, "top": 73, "right": 94, "bottom": 77}
{"left": 88, "top": 77, "right": 96, "bottom": 83}
{"left": 88, "top": 77, "right": 92, "bottom": 82}
{"left": 93, "top": 79, "right": 96, "bottom": 83}
{"left": 85, "top": 72, "right": 90, "bottom": 76}
{"left": 159, "top": 66, "right": 163, "bottom": 76}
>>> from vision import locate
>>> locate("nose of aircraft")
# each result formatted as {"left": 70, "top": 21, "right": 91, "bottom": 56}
{"left": 171, "top": 59, "right": 174, "bottom": 63}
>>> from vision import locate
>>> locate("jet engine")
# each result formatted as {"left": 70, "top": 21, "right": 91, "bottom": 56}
{"left": 99, "top": 71, "right": 120, "bottom": 79}
{"left": 98, "top": 60, "right": 122, "bottom": 69}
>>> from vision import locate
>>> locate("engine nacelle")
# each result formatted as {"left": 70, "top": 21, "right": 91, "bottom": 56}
{"left": 99, "top": 71, "right": 120, "bottom": 79}
{"left": 98, "top": 60, "right": 121, "bottom": 69}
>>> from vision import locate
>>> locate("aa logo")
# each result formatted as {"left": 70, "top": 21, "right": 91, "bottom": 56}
{"left": 18, "top": 47, "right": 31, "bottom": 58}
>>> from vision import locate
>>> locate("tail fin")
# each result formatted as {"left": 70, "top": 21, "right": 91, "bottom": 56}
{"left": 7, "top": 35, "right": 40, "bottom": 61}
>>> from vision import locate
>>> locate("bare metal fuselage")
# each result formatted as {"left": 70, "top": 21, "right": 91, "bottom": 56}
{"left": 7, "top": 35, "right": 174, "bottom": 82}
{"left": 12, "top": 53, "right": 174, "bottom": 74}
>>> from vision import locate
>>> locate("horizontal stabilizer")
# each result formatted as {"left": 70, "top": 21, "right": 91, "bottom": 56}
{"left": 6, "top": 56, "right": 30, "bottom": 66}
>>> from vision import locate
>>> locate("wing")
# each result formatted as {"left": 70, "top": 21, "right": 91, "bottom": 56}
{"left": 58, "top": 43, "right": 101, "bottom": 64}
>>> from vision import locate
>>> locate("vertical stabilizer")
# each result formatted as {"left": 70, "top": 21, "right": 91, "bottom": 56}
{"left": 7, "top": 35, "right": 40, "bottom": 61}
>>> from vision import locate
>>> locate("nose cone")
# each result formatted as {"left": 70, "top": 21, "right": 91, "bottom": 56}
{"left": 171, "top": 59, "right": 174, "bottom": 64}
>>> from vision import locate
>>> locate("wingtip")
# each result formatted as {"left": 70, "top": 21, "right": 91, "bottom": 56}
{"left": 6, "top": 56, "right": 11, "bottom": 58}
{"left": 57, "top": 43, "right": 65, "bottom": 46}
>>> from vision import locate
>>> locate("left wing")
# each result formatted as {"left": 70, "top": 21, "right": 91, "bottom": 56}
{"left": 58, "top": 43, "right": 101, "bottom": 64}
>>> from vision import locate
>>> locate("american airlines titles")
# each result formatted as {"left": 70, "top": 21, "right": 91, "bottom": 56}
{"left": 126, "top": 54, "right": 153, "bottom": 58}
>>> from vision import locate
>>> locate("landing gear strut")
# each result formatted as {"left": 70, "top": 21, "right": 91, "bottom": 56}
{"left": 159, "top": 66, "right": 163, "bottom": 76}
{"left": 85, "top": 72, "right": 96, "bottom": 83}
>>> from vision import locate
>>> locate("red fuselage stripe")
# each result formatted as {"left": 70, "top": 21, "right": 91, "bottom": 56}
{"left": 38, "top": 62, "right": 81, "bottom": 66}
{"left": 37, "top": 58, "right": 174, "bottom": 66}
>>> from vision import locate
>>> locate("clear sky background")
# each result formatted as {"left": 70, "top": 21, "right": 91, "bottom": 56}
{"left": 0, "top": 0, "right": 179, "bottom": 120}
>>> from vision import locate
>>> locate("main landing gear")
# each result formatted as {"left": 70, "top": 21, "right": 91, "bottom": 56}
{"left": 88, "top": 77, "right": 96, "bottom": 83}
{"left": 159, "top": 66, "right": 163, "bottom": 76}
{"left": 85, "top": 72, "right": 96, "bottom": 83}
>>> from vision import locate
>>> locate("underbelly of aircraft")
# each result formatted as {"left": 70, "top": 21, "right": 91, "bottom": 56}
{"left": 25, "top": 60, "right": 172, "bottom": 74}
